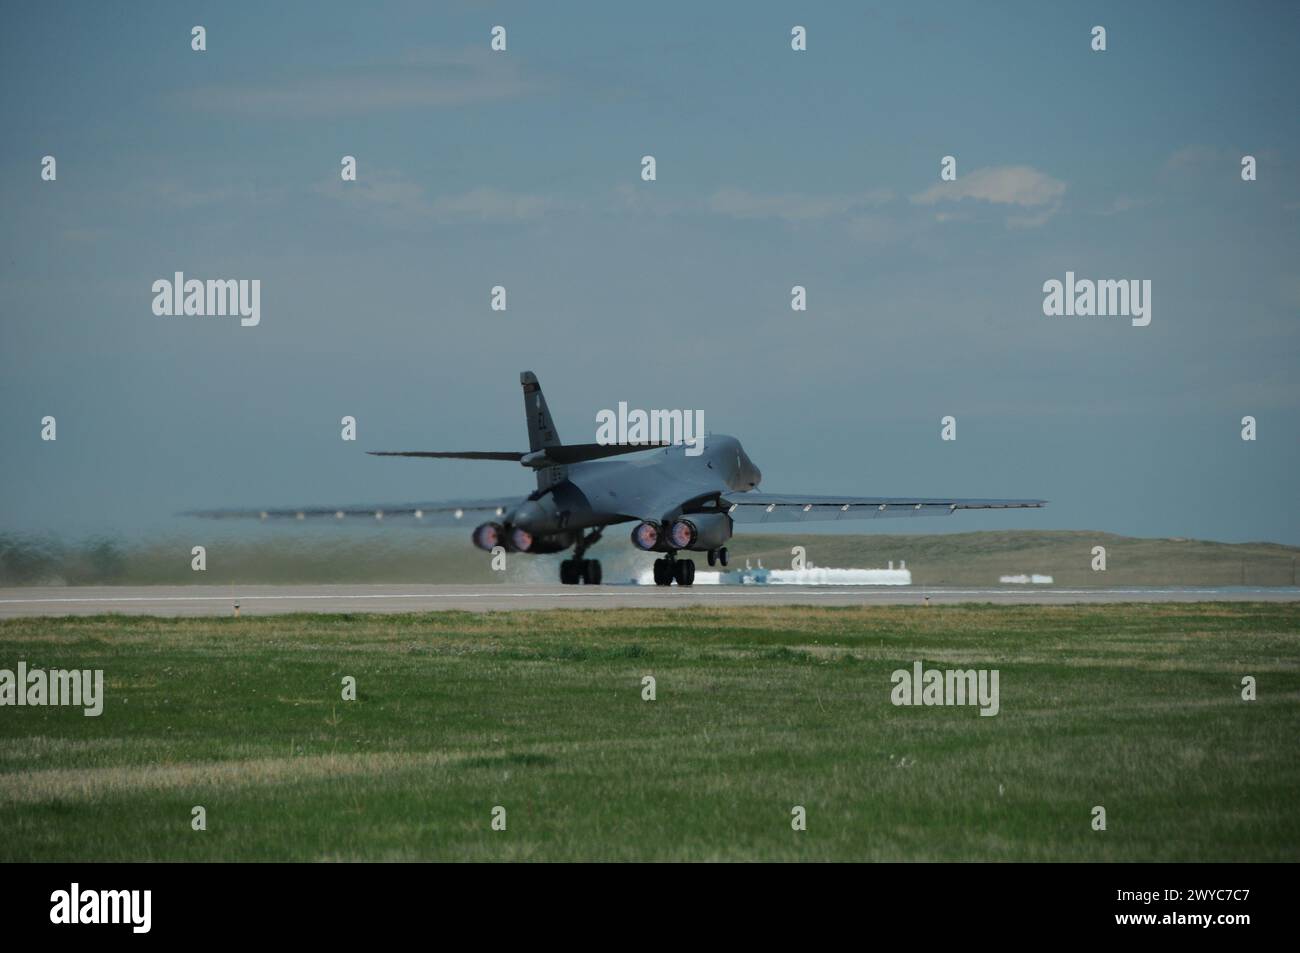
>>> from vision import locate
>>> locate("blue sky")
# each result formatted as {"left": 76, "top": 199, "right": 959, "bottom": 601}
{"left": 2, "top": 1, "right": 1297, "bottom": 543}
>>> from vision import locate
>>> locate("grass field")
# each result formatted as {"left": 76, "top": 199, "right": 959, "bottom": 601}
{"left": 2, "top": 603, "right": 1298, "bottom": 861}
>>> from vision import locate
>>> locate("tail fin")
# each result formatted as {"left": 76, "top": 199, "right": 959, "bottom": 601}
{"left": 521, "top": 371, "right": 561, "bottom": 451}
{"left": 520, "top": 371, "right": 565, "bottom": 490}
{"left": 368, "top": 373, "right": 601, "bottom": 494}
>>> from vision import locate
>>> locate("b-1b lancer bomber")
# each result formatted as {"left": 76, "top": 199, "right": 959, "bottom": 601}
{"left": 198, "top": 372, "right": 1046, "bottom": 586}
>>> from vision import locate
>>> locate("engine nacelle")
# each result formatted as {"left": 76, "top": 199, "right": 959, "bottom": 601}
{"left": 472, "top": 522, "right": 504, "bottom": 551}
{"left": 510, "top": 526, "right": 535, "bottom": 553}
{"left": 515, "top": 532, "right": 576, "bottom": 555}
{"left": 665, "top": 513, "right": 732, "bottom": 552}
{"left": 479, "top": 524, "right": 576, "bottom": 554}
{"left": 630, "top": 521, "right": 663, "bottom": 552}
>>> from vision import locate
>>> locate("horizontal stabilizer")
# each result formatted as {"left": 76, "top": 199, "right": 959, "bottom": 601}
{"left": 367, "top": 442, "right": 671, "bottom": 467}
{"left": 539, "top": 442, "right": 671, "bottom": 465}
{"left": 368, "top": 451, "right": 523, "bottom": 461}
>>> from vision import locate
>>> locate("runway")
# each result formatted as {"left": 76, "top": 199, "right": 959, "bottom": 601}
{"left": 1, "top": 584, "right": 1298, "bottom": 617}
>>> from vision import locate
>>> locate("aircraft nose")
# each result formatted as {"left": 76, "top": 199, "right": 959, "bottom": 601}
{"left": 738, "top": 448, "right": 761, "bottom": 487}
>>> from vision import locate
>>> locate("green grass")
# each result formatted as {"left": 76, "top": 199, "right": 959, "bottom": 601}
{"left": 1, "top": 604, "right": 1298, "bottom": 861}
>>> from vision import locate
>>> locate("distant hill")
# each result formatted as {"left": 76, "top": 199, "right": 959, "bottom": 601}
{"left": 2, "top": 529, "right": 1296, "bottom": 587}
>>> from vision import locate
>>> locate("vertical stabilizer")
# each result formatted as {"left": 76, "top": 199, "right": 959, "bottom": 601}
{"left": 520, "top": 371, "right": 565, "bottom": 490}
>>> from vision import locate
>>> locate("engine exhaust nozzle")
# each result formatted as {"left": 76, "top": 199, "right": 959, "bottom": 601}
{"left": 472, "top": 522, "right": 504, "bottom": 551}
{"left": 631, "top": 521, "right": 661, "bottom": 551}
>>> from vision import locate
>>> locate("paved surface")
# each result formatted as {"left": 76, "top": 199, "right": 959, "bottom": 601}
{"left": 1, "top": 584, "right": 1298, "bottom": 617}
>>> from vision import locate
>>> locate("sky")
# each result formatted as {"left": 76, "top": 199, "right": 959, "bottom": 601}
{"left": 1, "top": 0, "right": 1298, "bottom": 545}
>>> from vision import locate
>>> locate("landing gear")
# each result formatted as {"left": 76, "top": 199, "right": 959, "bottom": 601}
{"left": 653, "top": 554, "right": 696, "bottom": 586}
{"left": 559, "top": 558, "right": 602, "bottom": 585}
{"left": 674, "top": 559, "right": 696, "bottom": 586}
{"left": 706, "top": 547, "right": 728, "bottom": 568}
{"left": 560, "top": 528, "right": 604, "bottom": 585}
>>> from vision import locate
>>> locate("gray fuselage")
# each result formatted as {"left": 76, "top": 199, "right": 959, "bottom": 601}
{"left": 504, "top": 434, "right": 761, "bottom": 538}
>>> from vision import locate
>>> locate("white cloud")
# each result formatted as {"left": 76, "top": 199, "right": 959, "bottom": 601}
{"left": 1162, "top": 145, "right": 1223, "bottom": 173}
{"left": 910, "top": 165, "right": 1066, "bottom": 227}
{"left": 428, "top": 187, "right": 555, "bottom": 223}
{"left": 708, "top": 187, "right": 893, "bottom": 222}
{"left": 845, "top": 214, "right": 898, "bottom": 243}
{"left": 186, "top": 49, "right": 532, "bottom": 117}
{"left": 1005, "top": 208, "right": 1058, "bottom": 228}
{"left": 911, "top": 165, "right": 1066, "bottom": 208}
{"left": 152, "top": 182, "right": 271, "bottom": 210}
{"left": 321, "top": 173, "right": 556, "bottom": 226}
{"left": 1097, "top": 195, "right": 1149, "bottom": 216}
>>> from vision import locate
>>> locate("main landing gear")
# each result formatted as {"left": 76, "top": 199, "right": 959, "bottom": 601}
{"left": 653, "top": 553, "right": 696, "bottom": 586}
{"left": 559, "top": 528, "right": 603, "bottom": 585}
{"left": 655, "top": 546, "right": 726, "bottom": 585}
{"left": 559, "top": 559, "right": 600, "bottom": 585}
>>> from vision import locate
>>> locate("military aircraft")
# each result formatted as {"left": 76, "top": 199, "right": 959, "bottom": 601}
{"left": 196, "top": 371, "right": 1046, "bottom": 586}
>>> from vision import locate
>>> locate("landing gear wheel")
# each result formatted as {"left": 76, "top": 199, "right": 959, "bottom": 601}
{"left": 718, "top": 547, "right": 728, "bottom": 567}
{"left": 583, "top": 559, "right": 602, "bottom": 585}
{"left": 559, "top": 559, "right": 580, "bottom": 585}
{"left": 653, "top": 559, "right": 673, "bottom": 586}
{"left": 707, "top": 550, "right": 716, "bottom": 567}
{"left": 674, "top": 559, "right": 696, "bottom": 586}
